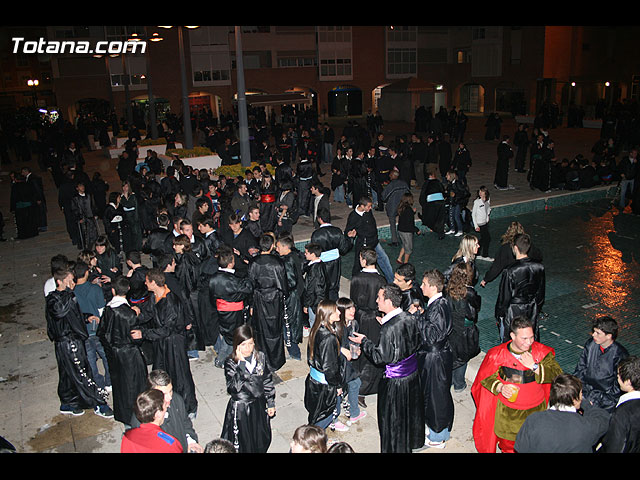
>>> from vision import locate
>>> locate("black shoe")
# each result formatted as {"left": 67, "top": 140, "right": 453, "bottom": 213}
{"left": 358, "top": 396, "right": 367, "bottom": 408}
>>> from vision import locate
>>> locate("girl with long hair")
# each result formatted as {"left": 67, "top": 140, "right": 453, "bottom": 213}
{"left": 444, "top": 233, "right": 480, "bottom": 286}
{"left": 396, "top": 192, "right": 420, "bottom": 265}
{"left": 304, "top": 300, "right": 348, "bottom": 431}
{"left": 220, "top": 324, "right": 276, "bottom": 453}
{"left": 445, "top": 262, "right": 481, "bottom": 392}
{"left": 336, "top": 297, "right": 367, "bottom": 426}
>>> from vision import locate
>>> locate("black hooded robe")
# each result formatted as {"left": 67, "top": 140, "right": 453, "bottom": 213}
{"left": 221, "top": 350, "right": 275, "bottom": 453}
{"left": 45, "top": 289, "right": 110, "bottom": 410}
{"left": 349, "top": 269, "right": 387, "bottom": 395}
{"left": 140, "top": 288, "right": 198, "bottom": 415}
{"left": 417, "top": 295, "right": 455, "bottom": 435}
{"left": 360, "top": 309, "right": 425, "bottom": 453}
{"left": 248, "top": 254, "right": 288, "bottom": 372}
{"left": 97, "top": 296, "right": 148, "bottom": 424}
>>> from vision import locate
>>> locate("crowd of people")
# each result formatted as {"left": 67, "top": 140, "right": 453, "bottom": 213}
{"left": 4, "top": 97, "right": 640, "bottom": 454}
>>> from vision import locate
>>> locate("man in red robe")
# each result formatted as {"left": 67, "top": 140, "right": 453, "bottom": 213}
{"left": 471, "top": 316, "right": 563, "bottom": 453}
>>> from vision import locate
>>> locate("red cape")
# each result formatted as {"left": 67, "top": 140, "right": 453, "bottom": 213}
{"left": 470, "top": 341, "right": 554, "bottom": 453}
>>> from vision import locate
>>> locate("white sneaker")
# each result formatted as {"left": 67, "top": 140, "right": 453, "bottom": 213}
{"left": 445, "top": 230, "right": 455, "bottom": 235}
{"left": 476, "top": 255, "right": 485, "bottom": 261}
{"left": 424, "top": 440, "right": 446, "bottom": 449}
{"left": 455, "top": 231, "right": 463, "bottom": 237}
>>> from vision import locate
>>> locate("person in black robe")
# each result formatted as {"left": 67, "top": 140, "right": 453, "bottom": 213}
{"left": 94, "top": 235, "right": 122, "bottom": 283}
{"left": 304, "top": 300, "right": 347, "bottom": 430}
{"left": 248, "top": 234, "right": 289, "bottom": 372}
{"left": 310, "top": 209, "right": 354, "bottom": 301}
{"left": 419, "top": 165, "right": 446, "bottom": 240}
{"left": 58, "top": 171, "right": 80, "bottom": 245}
{"left": 131, "top": 269, "right": 198, "bottom": 416}
{"left": 274, "top": 155, "right": 293, "bottom": 190}
{"left": 208, "top": 246, "right": 254, "bottom": 368}
{"left": 257, "top": 173, "right": 278, "bottom": 233}
{"left": 530, "top": 139, "right": 555, "bottom": 192}
{"left": 296, "top": 157, "right": 314, "bottom": 217}
{"left": 275, "top": 234, "right": 304, "bottom": 361}
{"left": 120, "top": 181, "right": 143, "bottom": 253}
{"left": 172, "top": 235, "right": 203, "bottom": 356}
{"left": 143, "top": 213, "right": 173, "bottom": 267}
{"left": 480, "top": 221, "right": 543, "bottom": 287}
{"left": 45, "top": 268, "right": 113, "bottom": 417}
{"left": 415, "top": 269, "right": 454, "bottom": 448}
{"left": 194, "top": 248, "right": 221, "bottom": 350}
{"left": 90, "top": 171, "right": 109, "bottom": 220}
{"left": 495, "top": 233, "right": 545, "bottom": 343}
{"left": 219, "top": 213, "right": 259, "bottom": 278}
{"left": 274, "top": 183, "right": 297, "bottom": 236}
{"left": 513, "top": 124, "right": 529, "bottom": 173}
{"left": 196, "top": 217, "right": 223, "bottom": 259}
{"left": 350, "top": 284, "right": 425, "bottom": 453}
{"left": 9, "top": 173, "right": 40, "bottom": 239}
{"left": 103, "top": 192, "right": 124, "bottom": 253}
{"left": 221, "top": 324, "right": 276, "bottom": 453}
{"left": 493, "top": 136, "right": 514, "bottom": 190}
{"left": 349, "top": 247, "right": 387, "bottom": 402}
{"left": 96, "top": 276, "right": 147, "bottom": 425}
{"left": 70, "top": 181, "right": 98, "bottom": 250}
{"left": 23, "top": 166, "right": 47, "bottom": 231}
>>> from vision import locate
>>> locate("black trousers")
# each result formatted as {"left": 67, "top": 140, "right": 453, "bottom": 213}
{"left": 478, "top": 223, "right": 491, "bottom": 257}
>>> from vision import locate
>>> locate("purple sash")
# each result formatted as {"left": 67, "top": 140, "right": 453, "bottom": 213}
{"left": 384, "top": 353, "right": 418, "bottom": 379}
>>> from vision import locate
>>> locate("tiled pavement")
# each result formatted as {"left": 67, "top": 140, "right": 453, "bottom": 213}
{"left": 1, "top": 113, "right": 638, "bottom": 453}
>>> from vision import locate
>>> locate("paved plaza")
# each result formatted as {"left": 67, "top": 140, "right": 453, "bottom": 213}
{"left": 1, "top": 114, "right": 638, "bottom": 453}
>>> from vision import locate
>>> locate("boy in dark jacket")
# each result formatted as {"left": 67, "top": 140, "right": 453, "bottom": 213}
{"left": 302, "top": 243, "right": 328, "bottom": 331}
{"left": 600, "top": 355, "right": 640, "bottom": 452}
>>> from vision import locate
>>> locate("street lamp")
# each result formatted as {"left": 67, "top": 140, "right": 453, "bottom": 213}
{"left": 158, "top": 26, "right": 200, "bottom": 150}
{"left": 128, "top": 29, "right": 162, "bottom": 139}
{"left": 27, "top": 79, "right": 39, "bottom": 106}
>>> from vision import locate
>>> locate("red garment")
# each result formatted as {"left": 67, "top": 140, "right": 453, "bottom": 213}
{"left": 121, "top": 423, "right": 182, "bottom": 453}
{"left": 471, "top": 341, "right": 554, "bottom": 453}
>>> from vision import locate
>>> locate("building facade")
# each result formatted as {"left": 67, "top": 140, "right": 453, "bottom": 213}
{"left": 1, "top": 25, "right": 638, "bottom": 127}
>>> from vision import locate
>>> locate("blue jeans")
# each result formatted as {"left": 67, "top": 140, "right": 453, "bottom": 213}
{"left": 620, "top": 179, "right": 635, "bottom": 208}
{"left": 347, "top": 377, "right": 362, "bottom": 418}
{"left": 428, "top": 427, "right": 451, "bottom": 443}
{"left": 375, "top": 242, "right": 395, "bottom": 283}
{"left": 323, "top": 143, "right": 333, "bottom": 163}
{"left": 308, "top": 307, "right": 316, "bottom": 330}
{"left": 214, "top": 335, "right": 233, "bottom": 365}
{"left": 85, "top": 335, "right": 111, "bottom": 389}
{"left": 388, "top": 215, "right": 398, "bottom": 243}
{"left": 452, "top": 363, "right": 468, "bottom": 391}
{"left": 449, "top": 204, "right": 464, "bottom": 233}
{"left": 333, "top": 184, "right": 345, "bottom": 203}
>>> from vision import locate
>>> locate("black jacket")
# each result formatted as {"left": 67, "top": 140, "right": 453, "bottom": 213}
{"left": 495, "top": 257, "right": 545, "bottom": 341}
{"left": 574, "top": 338, "right": 629, "bottom": 412}
{"left": 600, "top": 396, "right": 640, "bottom": 453}
{"left": 514, "top": 399, "right": 611, "bottom": 453}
